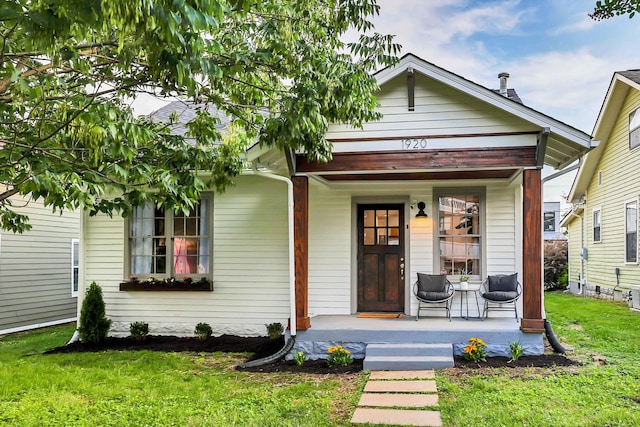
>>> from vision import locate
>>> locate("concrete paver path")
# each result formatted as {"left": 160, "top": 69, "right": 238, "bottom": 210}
{"left": 351, "top": 370, "right": 443, "bottom": 427}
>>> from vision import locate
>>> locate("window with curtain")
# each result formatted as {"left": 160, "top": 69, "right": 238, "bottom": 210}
{"left": 437, "top": 193, "right": 482, "bottom": 279}
{"left": 129, "top": 198, "right": 211, "bottom": 279}
{"left": 626, "top": 201, "right": 637, "bottom": 263}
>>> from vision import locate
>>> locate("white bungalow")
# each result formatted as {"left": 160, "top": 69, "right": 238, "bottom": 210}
{"left": 77, "top": 54, "right": 592, "bottom": 368}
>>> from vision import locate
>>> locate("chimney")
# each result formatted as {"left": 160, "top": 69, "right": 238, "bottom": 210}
{"left": 498, "top": 72, "right": 509, "bottom": 97}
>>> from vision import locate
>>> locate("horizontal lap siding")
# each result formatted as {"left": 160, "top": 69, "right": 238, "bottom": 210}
{"left": 85, "top": 176, "right": 290, "bottom": 336}
{"left": 486, "top": 186, "right": 517, "bottom": 275}
{"left": 326, "top": 73, "right": 533, "bottom": 142}
{"left": 409, "top": 191, "right": 434, "bottom": 315}
{"left": 567, "top": 218, "right": 582, "bottom": 283}
{"left": 0, "top": 195, "right": 79, "bottom": 331}
{"left": 308, "top": 187, "right": 351, "bottom": 315}
{"left": 586, "top": 89, "right": 640, "bottom": 290}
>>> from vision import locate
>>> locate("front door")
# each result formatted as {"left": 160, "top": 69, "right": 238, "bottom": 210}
{"left": 357, "top": 204, "right": 405, "bottom": 312}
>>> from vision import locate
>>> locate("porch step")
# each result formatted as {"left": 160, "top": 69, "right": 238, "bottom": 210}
{"left": 363, "top": 343, "right": 454, "bottom": 371}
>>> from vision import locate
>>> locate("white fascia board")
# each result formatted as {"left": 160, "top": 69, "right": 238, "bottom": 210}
{"left": 376, "top": 55, "right": 591, "bottom": 150}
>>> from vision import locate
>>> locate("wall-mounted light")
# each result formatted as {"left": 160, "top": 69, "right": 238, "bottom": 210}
{"left": 415, "top": 201, "right": 428, "bottom": 218}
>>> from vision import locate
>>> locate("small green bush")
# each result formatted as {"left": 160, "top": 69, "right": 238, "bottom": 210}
{"left": 509, "top": 341, "right": 525, "bottom": 362}
{"left": 293, "top": 351, "right": 307, "bottom": 366}
{"left": 265, "top": 322, "right": 284, "bottom": 339}
{"left": 129, "top": 322, "right": 149, "bottom": 341}
{"left": 79, "top": 282, "right": 112, "bottom": 344}
{"left": 194, "top": 322, "right": 212, "bottom": 340}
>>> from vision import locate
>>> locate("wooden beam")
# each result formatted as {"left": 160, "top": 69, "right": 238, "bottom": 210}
{"left": 297, "top": 147, "right": 537, "bottom": 173}
{"left": 535, "top": 127, "right": 550, "bottom": 168}
{"left": 292, "top": 176, "right": 311, "bottom": 330}
{"left": 320, "top": 169, "right": 516, "bottom": 181}
{"left": 521, "top": 168, "right": 544, "bottom": 333}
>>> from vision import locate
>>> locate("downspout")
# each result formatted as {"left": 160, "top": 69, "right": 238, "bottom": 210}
{"left": 239, "top": 163, "right": 297, "bottom": 368}
{"left": 539, "top": 158, "right": 583, "bottom": 354}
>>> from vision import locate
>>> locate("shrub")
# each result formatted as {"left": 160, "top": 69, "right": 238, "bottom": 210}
{"left": 544, "top": 239, "right": 568, "bottom": 290}
{"left": 129, "top": 321, "right": 149, "bottom": 341}
{"left": 265, "top": 322, "right": 284, "bottom": 339}
{"left": 194, "top": 322, "right": 212, "bottom": 340}
{"left": 293, "top": 351, "right": 307, "bottom": 366}
{"left": 327, "top": 345, "right": 352, "bottom": 367}
{"left": 462, "top": 337, "right": 487, "bottom": 362}
{"left": 79, "top": 282, "right": 112, "bottom": 344}
{"left": 509, "top": 341, "right": 525, "bottom": 362}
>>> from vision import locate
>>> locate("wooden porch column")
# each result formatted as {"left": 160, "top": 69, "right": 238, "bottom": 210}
{"left": 521, "top": 169, "right": 544, "bottom": 333}
{"left": 292, "top": 176, "right": 311, "bottom": 330}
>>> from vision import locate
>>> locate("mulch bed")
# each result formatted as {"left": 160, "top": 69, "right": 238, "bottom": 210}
{"left": 44, "top": 335, "right": 580, "bottom": 374}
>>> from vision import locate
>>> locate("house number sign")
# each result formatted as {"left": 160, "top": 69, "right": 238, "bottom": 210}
{"left": 401, "top": 138, "right": 429, "bottom": 149}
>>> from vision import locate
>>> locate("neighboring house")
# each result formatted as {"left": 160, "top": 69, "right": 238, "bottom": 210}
{"left": 78, "top": 54, "right": 591, "bottom": 357}
{"left": 543, "top": 201, "right": 566, "bottom": 241}
{"left": 562, "top": 70, "right": 640, "bottom": 302}
{"left": 0, "top": 193, "right": 79, "bottom": 335}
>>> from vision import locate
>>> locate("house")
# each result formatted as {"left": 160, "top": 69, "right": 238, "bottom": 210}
{"left": 77, "top": 54, "right": 592, "bottom": 359}
{"left": 0, "top": 193, "right": 79, "bottom": 335}
{"left": 543, "top": 201, "right": 566, "bottom": 241}
{"left": 562, "top": 70, "right": 640, "bottom": 303}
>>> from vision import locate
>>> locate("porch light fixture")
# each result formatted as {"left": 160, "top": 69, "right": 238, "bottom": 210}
{"left": 415, "top": 201, "right": 428, "bottom": 218}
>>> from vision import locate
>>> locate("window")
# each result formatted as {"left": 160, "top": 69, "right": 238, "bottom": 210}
{"left": 630, "top": 107, "right": 640, "bottom": 150}
{"left": 593, "top": 209, "right": 602, "bottom": 243}
{"left": 437, "top": 192, "right": 482, "bottom": 279}
{"left": 71, "top": 238, "right": 79, "bottom": 297}
{"left": 544, "top": 212, "right": 556, "bottom": 232}
{"left": 129, "top": 198, "right": 211, "bottom": 279}
{"left": 626, "top": 201, "right": 637, "bottom": 263}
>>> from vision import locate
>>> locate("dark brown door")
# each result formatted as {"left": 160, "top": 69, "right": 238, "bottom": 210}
{"left": 357, "top": 204, "right": 405, "bottom": 312}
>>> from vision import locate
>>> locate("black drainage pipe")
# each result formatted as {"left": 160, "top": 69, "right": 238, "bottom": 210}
{"left": 544, "top": 319, "right": 566, "bottom": 354}
{"left": 238, "top": 337, "right": 296, "bottom": 368}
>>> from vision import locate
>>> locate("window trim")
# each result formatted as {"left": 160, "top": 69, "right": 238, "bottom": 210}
{"left": 592, "top": 207, "right": 602, "bottom": 243}
{"left": 71, "top": 238, "right": 79, "bottom": 297}
{"left": 624, "top": 199, "right": 638, "bottom": 264}
{"left": 630, "top": 107, "right": 640, "bottom": 151}
{"left": 124, "top": 195, "right": 214, "bottom": 281}
{"left": 433, "top": 187, "right": 486, "bottom": 282}
{"left": 544, "top": 211, "right": 556, "bottom": 232}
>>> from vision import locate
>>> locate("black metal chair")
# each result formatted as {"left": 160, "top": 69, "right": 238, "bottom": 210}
{"left": 479, "top": 273, "right": 522, "bottom": 320}
{"left": 413, "top": 273, "right": 455, "bottom": 321}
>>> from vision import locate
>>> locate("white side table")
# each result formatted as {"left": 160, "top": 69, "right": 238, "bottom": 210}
{"left": 455, "top": 285, "right": 481, "bottom": 319}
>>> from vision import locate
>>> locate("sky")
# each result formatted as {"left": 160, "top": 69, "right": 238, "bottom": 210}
{"left": 369, "top": 0, "right": 640, "bottom": 205}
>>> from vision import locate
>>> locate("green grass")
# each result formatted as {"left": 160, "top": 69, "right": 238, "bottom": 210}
{"left": 4, "top": 293, "right": 640, "bottom": 426}
{"left": 438, "top": 292, "right": 640, "bottom": 427}
{"left": 0, "top": 325, "right": 366, "bottom": 426}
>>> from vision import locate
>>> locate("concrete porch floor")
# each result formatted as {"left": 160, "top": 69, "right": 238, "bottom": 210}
{"left": 290, "top": 315, "right": 543, "bottom": 360}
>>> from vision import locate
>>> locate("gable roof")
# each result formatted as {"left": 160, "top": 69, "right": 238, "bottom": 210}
{"left": 566, "top": 70, "right": 640, "bottom": 203}
{"left": 149, "top": 100, "right": 229, "bottom": 138}
{"left": 373, "top": 54, "right": 592, "bottom": 169}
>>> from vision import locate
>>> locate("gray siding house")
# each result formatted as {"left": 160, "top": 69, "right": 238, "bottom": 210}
{"left": 0, "top": 194, "right": 79, "bottom": 334}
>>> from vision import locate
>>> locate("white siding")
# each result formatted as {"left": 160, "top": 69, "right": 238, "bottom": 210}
{"left": 486, "top": 186, "right": 518, "bottom": 274}
{"left": 307, "top": 186, "right": 351, "bottom": 315}
{"left": 84, "top": 175, "right": 291, "bottom": 337}
{"left": 408, "top": 191, "right": 434, "bottom": 315}
{"left": 326, "top": 73, "right": 535, "bottom": 151}
{"left": 0, "top": 195, "right": 79, "bottom": 332}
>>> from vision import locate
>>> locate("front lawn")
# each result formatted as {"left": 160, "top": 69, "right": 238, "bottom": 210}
{"left": 0, "top": 325, "right": 365, "bottom": 426}
{"left": 2, "top": 292, "right": 640, "bottom": 426}
{"left": 438, "top": 292, "right": 640, "bottom": 427}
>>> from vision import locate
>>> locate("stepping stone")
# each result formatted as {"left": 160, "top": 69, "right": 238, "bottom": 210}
{"left": 358, "top": 392, "right": 439, "bottom": 407}
{"left": 351, "top": 408, "right": 442, "bottom": 427}
{"left": 364, "top": 380, "right": 438, "bottom": 393}
{"left": 370, "top": 370, "right": 435, "bottom": 380}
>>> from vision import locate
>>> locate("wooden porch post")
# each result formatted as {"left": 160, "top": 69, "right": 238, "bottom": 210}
{"left": 521, "top": 169, "right": 544, "bottom": 333}
{"left": 292, "top": 176, "right": 311, "bottom": 330}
